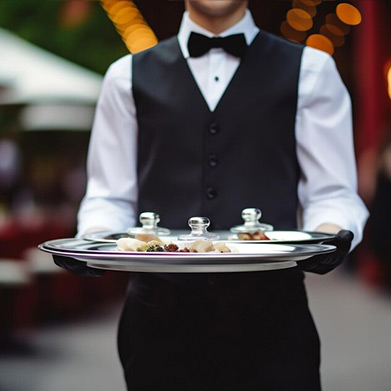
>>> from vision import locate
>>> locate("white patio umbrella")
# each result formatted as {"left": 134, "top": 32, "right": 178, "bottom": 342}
{"left": 0, "top": 28, "right": 103, "bottom": 130}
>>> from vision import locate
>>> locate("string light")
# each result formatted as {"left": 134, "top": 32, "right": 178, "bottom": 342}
{"left": 100, "top": 0, "right": 158, "bottom": 53}
{"left": 281, "top": 0, "right": 320, "bottom": 43}
{"left": 281, "top": 0, "right": 362, "bottom": 56}
{"left": 101, "top": 0, "right": 362, "bottom": 58}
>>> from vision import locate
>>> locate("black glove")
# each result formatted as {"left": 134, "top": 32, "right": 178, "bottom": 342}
{"left": 298, "top": 230, "right": 354, "bottom": 275}
{"left": 53, "top": 255, "right": 105, "bottom": 277}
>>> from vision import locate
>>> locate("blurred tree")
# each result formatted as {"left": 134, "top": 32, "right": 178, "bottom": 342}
{"left": 0, "top": 0, "right": 128, "bottom": 74}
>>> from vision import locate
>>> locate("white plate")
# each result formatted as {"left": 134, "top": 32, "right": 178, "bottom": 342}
{"left": 227, "top": 230, "right": 335, "bottom": 243}
{"left": 82, "top": 230, "right": 182, "bottom": 243}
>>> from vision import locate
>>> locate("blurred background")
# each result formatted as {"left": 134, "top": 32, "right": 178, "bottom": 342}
{"left": 0, "top": 1, "right": 390, "bottom": 390}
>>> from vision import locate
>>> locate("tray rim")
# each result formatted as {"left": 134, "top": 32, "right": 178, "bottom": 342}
{"left": 84, "top": 260, "right": 298, "bottom": 273}
{"left": 39, "top": 239, "right": 336, "bottom": 263}
{"left": 39, "top": 246, "right": 301, "bottom": 272}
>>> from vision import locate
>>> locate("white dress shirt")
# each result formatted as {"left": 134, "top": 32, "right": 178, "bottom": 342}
{"left": 77, "top": 10, "right": 369, "bottom": 249}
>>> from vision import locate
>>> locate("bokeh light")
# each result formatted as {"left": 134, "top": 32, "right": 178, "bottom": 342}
{"left": 292, "top": 0, "right": 317, "bottom": 18}
{"left": 287, "top": 8, "right": 313, "bottom": 32}
{"left": 300, "top": 0, "right": 321, "bottom": 5}
{"left": 105, "top": 1, "right": 132, "bottom": 15}
{"left": 336, "top": 3, "right": 362, "bottom": 26}
{"left": 306, "top": 34, "right": 334, "bottom": 55}
{"left": 320, "top": 25, "right": 345, "bottom": 48}
{"left": 100, "top": 0, "right": 158, "bottom": 53}
{"left": 324, "top": 23, "right": 345, "bottom": 38}
{"left": 111, "top": 8, "right": 142, "bottom": 27}
{"left": 326, "top": 13, "right": 351, "bottom": 35}
{"left": 280, "top": 21, "right": 307, "bottom": 42}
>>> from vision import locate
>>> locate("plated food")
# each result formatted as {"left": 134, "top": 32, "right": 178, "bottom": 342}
{"left": 237, "top": 231, "right": 271, "bottom": 241}
{"left": 117, "top": 237, "right": 232, "bottom": 253}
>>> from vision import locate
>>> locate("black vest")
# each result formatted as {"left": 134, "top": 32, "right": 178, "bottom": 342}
{"left": 133, "top": 31, "right": 304, "bottom": 230}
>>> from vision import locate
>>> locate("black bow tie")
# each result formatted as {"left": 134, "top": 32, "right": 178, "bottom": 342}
{"left": 187, "top": 32, "right": 247, "bottom": 58}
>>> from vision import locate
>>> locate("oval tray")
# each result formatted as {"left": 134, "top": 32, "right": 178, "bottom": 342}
{"left": 39, "top": 238, "right": 336, "bottom": 273}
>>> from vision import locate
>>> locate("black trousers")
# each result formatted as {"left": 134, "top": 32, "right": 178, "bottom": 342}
{"left": 118, "top": 270, "right": 321, "bottom": 391}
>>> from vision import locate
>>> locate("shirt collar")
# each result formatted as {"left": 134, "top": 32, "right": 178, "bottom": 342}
{"left": 178, "top": 9, "right": 260, "bottom": 59}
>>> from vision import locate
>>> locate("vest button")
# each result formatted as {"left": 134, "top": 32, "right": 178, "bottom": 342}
{"left": 208, "top": 155, "right": 219, "bottom": 167}
{"left": 208, "top": 122, "right": 219, "bottom": 135}
{"left": 206, "top": 187, "right": 217, "bottom": 199}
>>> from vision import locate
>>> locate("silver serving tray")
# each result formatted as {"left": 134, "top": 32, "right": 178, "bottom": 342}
{"left": 39, "top": 238, "right": 336, "bottom": 273}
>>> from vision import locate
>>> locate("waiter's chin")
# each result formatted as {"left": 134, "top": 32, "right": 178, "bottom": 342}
{"left": 186, "top": 0, "right": 248, "bottom": 17}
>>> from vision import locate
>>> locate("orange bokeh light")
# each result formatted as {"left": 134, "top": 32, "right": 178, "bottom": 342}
{"left": 326, "top": 13, "right": 351, "bottom": 35}
{"left": 292, "top": 0, "right": 317, "bottom": 18}
{"left": 336, "top": 3, "right": 362, "bottom": 26}
{"left": 122, "top": 22, "right": 148, "bottom": 38}
{"left": 388, "top": 65, "right": 391, "bottom": 100}
{"left": 128, "top": 37, "right": 158, "bottom": 54}
{"left": 100, "top": 0, "right": 117, "bottom": 11}
{"left": 324, "top": 23, "right": 344, "bottom": 37}
{"left": 125, "top": 25, "right": 158, "bottom": 52}
{"left": 306, "top": 34, "right": 334, "bottom": 55}
{"left": 280, "top": 21, "right": 307, "bottom": 42}
{"left": 106, "top": 1, "right": 133, "bottom": 16}
{"left": 300, "top": 0, "right": 321, "bottom": 6}
{"left": 101, "top": 0, "right": 158, "bottom": 53}
{"left": 125, "top": 25, "right": 153, "bottom": 41}
{"left": 287, "top": 8, "right": 313, "bottom": 32}
{"left": 320, "top": 25, "right": 345, "bottom": 48}
{"left": 111, "top": 7, "right": 143, "bottom": 27}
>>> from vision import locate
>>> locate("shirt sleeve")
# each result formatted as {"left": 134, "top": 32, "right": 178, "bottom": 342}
{"left": 296, "top": 47, "right": 369, "bottom": 250}
{"left": 77, "top": 55, "right": 139, "bottom": 235}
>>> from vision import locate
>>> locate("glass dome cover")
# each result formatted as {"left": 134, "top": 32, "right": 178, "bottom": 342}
{"left": 178, "top": 217, "right": 220, "bottom": 240}
{"left": 127, "top": 212, "right": 170, "bottom": 236}
{"left": 230, "top": 208, "right": 274, "bottom": 234}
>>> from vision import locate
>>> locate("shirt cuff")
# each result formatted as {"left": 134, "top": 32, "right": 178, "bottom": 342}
{"left": 303, "top": 207, "right": 369, "bottom": 251}
{"left": 77, "top": 197, "right": 137, "bottom": 237}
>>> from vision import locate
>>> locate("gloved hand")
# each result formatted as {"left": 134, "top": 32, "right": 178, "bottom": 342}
{"left": 53, "top": 255, "right": 105, "bottom": 277}
{"left": 298, "top": 230, "right": 354, "bottom": 275}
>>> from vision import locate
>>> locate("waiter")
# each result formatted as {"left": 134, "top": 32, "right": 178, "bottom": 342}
{"left": 56, "top": 1, "right": 369, "bottom": 390}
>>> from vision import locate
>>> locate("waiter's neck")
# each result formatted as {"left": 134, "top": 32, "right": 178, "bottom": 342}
{"left": 186, "top": 4, "right": 248, "bottom": 35}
